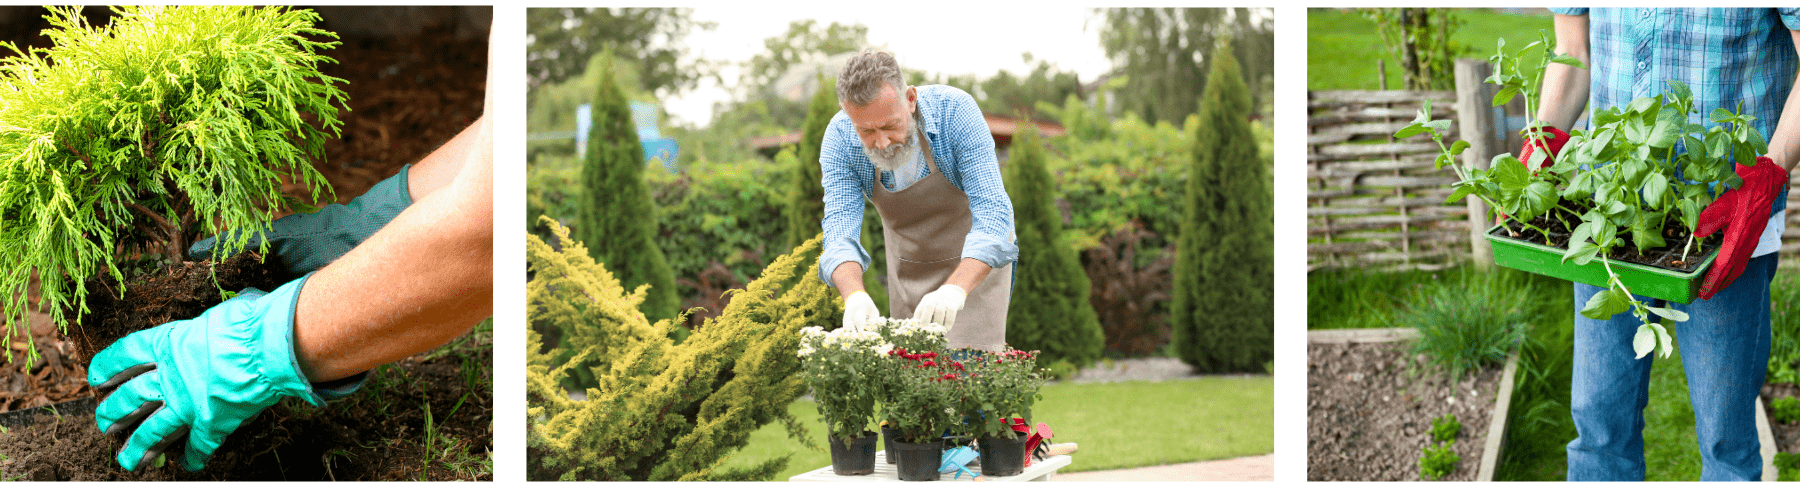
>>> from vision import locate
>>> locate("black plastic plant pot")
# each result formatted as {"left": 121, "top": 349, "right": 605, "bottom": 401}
{"left": 1486, "top": 224, "right": 1716, "bottom": 304}
{"left": 891, "top": 438, "right": 944, "bottom": 481}
{"left": 978, "top": 431, "right": 1028, "bottom": 477}
{"left": 827, "top": 431, "right": 878, "bottom": 476}
{"left": 881, "top": 425, "right": 898, "bottom": 464}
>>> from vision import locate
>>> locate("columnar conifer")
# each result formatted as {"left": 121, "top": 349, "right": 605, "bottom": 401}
{"left": 1172, "top": 43, "right": 1273, "bottom": 372}
{"left": 1001, "top": 120, "right": 1104, "bottom": 367}
{"left": 578, "top": 54, "right": 680, "bottom": 326}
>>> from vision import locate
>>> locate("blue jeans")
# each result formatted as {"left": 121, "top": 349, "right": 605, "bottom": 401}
{"left": 1566, "top": 253, "right": 1776, "bottom": 481}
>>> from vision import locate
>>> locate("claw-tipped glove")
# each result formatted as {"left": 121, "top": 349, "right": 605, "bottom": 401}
{"left": 87, "top": 274, "right": 362, "bottom": 471}
{"left": 1517, "top": 126, "right": 1571, "bottom": 171}
{"left": 1696, "top": 156, "right": 1788, "bottom": 300}
{"left": 189, "top": 164, "right": 414, "bottom": 275}
{"left": 912, "top": 284, "right": 966, "bottom": 331}
{"left": 843, "top": 290, "right": 881, "bottom": 330}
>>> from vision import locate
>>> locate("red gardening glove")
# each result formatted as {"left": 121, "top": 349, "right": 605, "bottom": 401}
{"left": 1695, "top": 156, "right": 1787, "bottom": 300}
{"left": 1517, "top": 126, "right": 1571, "bottom": 171}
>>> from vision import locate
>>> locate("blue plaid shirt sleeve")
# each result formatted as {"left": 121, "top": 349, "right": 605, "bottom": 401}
{"left": 818, "top": 111, "right": 873, "bottom": 285}
{"left": 1550, "top": 8, "right": 1588, "bottom": 15}
{"left": 815, "top": 85, "right": 1020, "bottom": 287}
{"left": 933, "top": 88, "right": 1020, "bottom": 271}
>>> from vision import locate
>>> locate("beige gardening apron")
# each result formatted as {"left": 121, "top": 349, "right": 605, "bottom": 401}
{"left": 869, "top": 127, "right": 1013, "bottom": 352}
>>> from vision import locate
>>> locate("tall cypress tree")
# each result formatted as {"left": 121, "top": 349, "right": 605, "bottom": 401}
{"left": 1002, "top": 119, "right": 1104, "bottom": 367}
{"left": 579, "top": 54, "right": 680, "bottom": 325}
{"left": 787, "top": 74, "right": 835, "bottom": 250}
{"left": 1173, "top": 43, "right": 1272, "bottom": 373}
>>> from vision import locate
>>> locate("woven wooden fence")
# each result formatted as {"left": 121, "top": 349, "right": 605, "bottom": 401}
{"left": 1307, "top": 90, "right": 1468, "bottom": 271}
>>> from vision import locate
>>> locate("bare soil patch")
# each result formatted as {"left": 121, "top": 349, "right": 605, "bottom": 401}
{"left": 1308, "top": 341, "right": 1503, "bottom": 481}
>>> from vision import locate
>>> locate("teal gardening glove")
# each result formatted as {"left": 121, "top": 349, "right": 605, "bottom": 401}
{"left": 189, "top": 164, "right": 414, "bottom": 274}
{"left": 87, "top": 275, "right": 362, "bottom": 471}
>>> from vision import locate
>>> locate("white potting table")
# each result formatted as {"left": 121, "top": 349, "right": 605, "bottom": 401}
{"left": 788, "top": 451, "right": 1073, "bottom": 482}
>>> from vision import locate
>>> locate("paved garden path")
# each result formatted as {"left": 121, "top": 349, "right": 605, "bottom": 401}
{"left": 1051, "top": 454, "right": 1274, "bottom": 481}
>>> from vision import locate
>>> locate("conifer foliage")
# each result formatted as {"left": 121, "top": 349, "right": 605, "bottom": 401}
{"left": 1172, "top": 44, "right": 1272, "bottom": 372}
{"left": 527, "top": 217, "right": 839, "bottom": 481}
{"left": 577, "top": 54, "right": 680, "bottom": 325}
{"left": 786, "top": 75, "right": 835, "bottom": 250}
{"left": 1001, "top": 120, "right": 1104, "bottom": 367}
{"left": 0, "top": 6, "right": 345, "bottom": 354}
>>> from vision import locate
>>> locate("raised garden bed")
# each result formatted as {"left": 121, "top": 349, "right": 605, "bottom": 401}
{"left": 1307, "top": 328, "right": 1519, "bottom": 481}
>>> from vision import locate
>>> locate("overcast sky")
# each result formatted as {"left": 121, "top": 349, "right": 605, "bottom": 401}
{"left": 662, "top": 6, "right": 1115, "bottom": 128}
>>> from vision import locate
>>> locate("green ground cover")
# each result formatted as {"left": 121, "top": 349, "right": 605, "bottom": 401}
{"left": 720, "top": 377, "right": 1273, "bottom": 480}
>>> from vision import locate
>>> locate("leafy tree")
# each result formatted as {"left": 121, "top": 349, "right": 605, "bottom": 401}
{"left": 1002, "top": 118, "right": 1104, "bottom": 367}
{"left": 0, "top": 6, "right": 344, "bottom": 359}
{"left": 1098, "top": 8, "right": 1273, "bottom": 123}
{"left": 1360, "top": 8, "right": 1471, "bottom": 91}
{"left": 1172, "top": 44, "right": 1272, "bottom": 373}
{"left": 579, "top": 54, "right": 680, "bottom": 327}
{"left": 526, "top": 218, "right": 838, "bottom": 481}
{"left": 970, "top": 54, "right": 1083, "bottom": 124}
{"left": 526, "top": 8, "right": 715, "bottom": 98}
{"left": 740, "top": 20, "right": 868, "bottom": 99}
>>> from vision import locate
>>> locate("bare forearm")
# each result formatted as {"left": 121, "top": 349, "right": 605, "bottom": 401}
{"left": 1769, "top": 31, "right": 1800, "bottom": 172}
{"left": 831, "top": 261, "right": 865, "bottom": 298}
{"left": 944, "top": 258, "right": 992, "bottom": 292}
{"left": 293, "top": 114, "right": 493, "bottom": 382}
{"left": 1537, "top": 14, "right": 1591, "bottom": 130}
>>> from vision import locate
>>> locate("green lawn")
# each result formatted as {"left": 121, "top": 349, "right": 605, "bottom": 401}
{"left": 718, "top": 377, "right": 1273, "bottom": 480}
{"left": 1309, "top": 8, "right": 1556, "bottom": 91}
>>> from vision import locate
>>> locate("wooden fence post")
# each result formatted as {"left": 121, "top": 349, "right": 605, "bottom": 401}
{"left": 1455, "top": 58, "right": 1498, "bottom": 269}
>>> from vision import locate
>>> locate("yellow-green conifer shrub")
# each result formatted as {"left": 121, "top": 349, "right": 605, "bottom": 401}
{"left": 527, "top": 217, "right": 839, "bottom": 481}
{"left": 0, "top": 6, "right": 344, "bottom": 359}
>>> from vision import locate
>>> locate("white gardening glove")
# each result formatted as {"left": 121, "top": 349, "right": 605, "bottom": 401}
{"left": 843, "top": 290, "right": 882, "bottom": 331}
{"left": 913, "top": 284, "right": 966, "bottom": 331}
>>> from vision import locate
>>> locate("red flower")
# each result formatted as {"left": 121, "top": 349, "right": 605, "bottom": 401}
{"left": 922, "top": 361, "right": 937, "bottom": 368}
{"left": 921, "top": 352, "right": 938, "bottom": 359}
{"left": 951, "top": 362, "right": 965, "bottom": 371}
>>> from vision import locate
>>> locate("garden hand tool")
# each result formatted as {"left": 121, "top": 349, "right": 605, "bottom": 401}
{"left": 1025, "top": 421, "right": 1052, "bottom": 465}
{"left": 940, "top": 445, "right": 981, "bottom": 480}
{"left": 842, "top": 290, "right": 881, "bottom": 330}
{"left": 87, "top": 274, "right": 362, "bottom": 471}
{"left": 1695, "top": 156, "right": 1787, "bottom": 300}
{"left": 188, "top": 164, "right": 415, "bottom": 275}
{"left": 912, "top": 283, "right": 965, "bottom": 331}
{"left": 1516, "top": 126, "right": 1570, "bottom": 171}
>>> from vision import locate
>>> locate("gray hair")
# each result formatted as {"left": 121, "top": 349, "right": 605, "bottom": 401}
{"left": 836, "top": 50, "right": 906, "bottom": 107}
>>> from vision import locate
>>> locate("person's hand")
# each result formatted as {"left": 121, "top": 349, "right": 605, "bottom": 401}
{"left": 87, "top": 275, "right": 361, "bottom": 471}
{"left": 913, "top": 284, "right": 966, "bottom": 331}
{"left": 843, "top": 290, "right": 881, "bottom": 330}
{"left": 188, "top": 165, "right": 414, "bottom": 275}
{"left": 1696, "top": 156, "right": 1788, "bottom": 300}
{"left": 1517, "top": 126, "right": 1571, "bottom": 171}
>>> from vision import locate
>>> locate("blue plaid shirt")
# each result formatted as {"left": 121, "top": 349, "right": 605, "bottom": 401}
{"left": 817, "top": 84, "right": 1018, "bottom": 286}
{"left": 1551, "top": 8, "right": 1800, "bottom": 256}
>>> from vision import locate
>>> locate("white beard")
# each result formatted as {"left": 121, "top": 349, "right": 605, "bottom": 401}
{"left": 864, "top": 125, "right": 919, "bottom": 173}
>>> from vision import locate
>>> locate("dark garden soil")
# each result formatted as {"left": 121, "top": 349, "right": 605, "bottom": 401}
{"left": 0, "top": 7, "right": 491, "bottom": 481}
{"left": 1496, "top": 205, "right": 1716, "bottom": 273}
{"left": 1760, "top": 383, "right": 1800, "bottom": 458}
{"left": 1308, "top": 341, "right": 1504, "bottom": 481}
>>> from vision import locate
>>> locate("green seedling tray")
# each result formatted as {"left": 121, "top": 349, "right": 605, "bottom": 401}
{"left": 1485, "top": 225, "right": 1715, "bottom": 304}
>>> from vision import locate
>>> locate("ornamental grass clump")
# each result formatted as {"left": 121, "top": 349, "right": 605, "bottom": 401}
{"left": 1402, "top": 272, "right": 1532, "bottom": 379}
{"left": 797, "top": 325, "right": 887, "bottom": 445}
{"left": 0, "top": 6, "right": 346, "bottom": 359}
{"left": 1401, "top": 30, "right": 1768, "bottom": 359}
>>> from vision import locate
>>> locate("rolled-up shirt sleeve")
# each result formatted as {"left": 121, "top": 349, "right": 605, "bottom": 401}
{"left": 937, "top": 90, "right": 1019, "bottom": 269}
{"left": 817, "top": 113, "right": 873, "bottom": 286}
